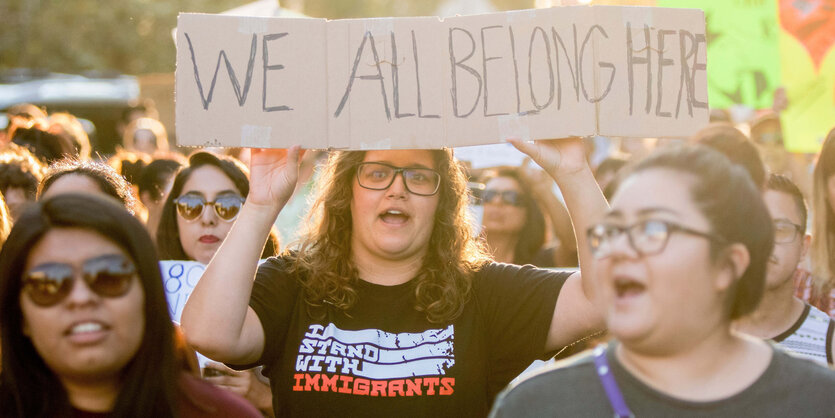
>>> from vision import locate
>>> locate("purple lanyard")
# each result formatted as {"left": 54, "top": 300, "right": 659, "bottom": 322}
{"left": 593, "top": 344, "right": 634, "bottom": 418}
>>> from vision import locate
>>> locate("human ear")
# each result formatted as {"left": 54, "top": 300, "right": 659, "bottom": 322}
{"left": 800, "top": 233, "right": 811, "bottom": 258}
{"left": 714, "top": 243, "right": 750, "bottom": 291}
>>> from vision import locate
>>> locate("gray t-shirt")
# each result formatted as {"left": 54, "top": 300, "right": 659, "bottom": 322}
{"left": 490, "top": 343, "right": 835, "bottom": 417}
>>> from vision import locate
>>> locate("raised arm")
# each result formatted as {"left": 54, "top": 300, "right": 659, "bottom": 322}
{"left": 181, "top": 146, "right": 301, "bottom": 364}
{"left": 519, "top": 159, "right": 578, "bottom": 266}
{"left": 509, "top": 138, "right": 607, "bottom": 351}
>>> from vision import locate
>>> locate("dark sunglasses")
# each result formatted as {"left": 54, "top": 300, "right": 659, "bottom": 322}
{"left": 482, "top": 189, "right": 525, "bottom": 206}
{"left": 174, "top": 193, "right": 245, "bottom": 222}
{"left": 22, "top": 254, "right": 137, "bottom": 307}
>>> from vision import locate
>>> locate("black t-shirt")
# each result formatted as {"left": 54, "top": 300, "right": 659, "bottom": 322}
{"left": 490, "top": 343, "right": 835, "bottom": 417}
{"left": 236, "top": 258, "right": 568, "bottom": 417}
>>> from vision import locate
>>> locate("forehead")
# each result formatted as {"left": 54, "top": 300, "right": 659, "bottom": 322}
{"left": 609, "top": 169, "right": 703, "bottom": 221}
{"left": 486, "top": 176, "right": 521, "bottom": 191}
{"left": 42, "top": 174, "right": 103, "bottom": 199}
{"left": 763, "top": 189, "right": 802, "bottom": 223}
{"left": 181, "top": 165, "right": 239, "bottom": 196}
{"left": 363, "top": 150, "right": 435, "bottom": 169}
{"left": 25, "top": 227, "right": 126, "bottom": 271}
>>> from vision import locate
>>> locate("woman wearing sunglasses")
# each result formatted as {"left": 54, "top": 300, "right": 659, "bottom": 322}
{"left": 156, "top": 151, "right": 278, "bottom": 264}
{"left": 480, "top": 168, "right": 576, "bottom": 267}
{"left": 490, "top": 146, "right": 835, "bottom": 417}
{"left": 0, "top": 194, "right": 261, "bottom": 416}
{"left": 181, "top": 138, "right": 606, "bottom": 417}
{"left": 156, "top": 151, "right": 278, "bottom": 414}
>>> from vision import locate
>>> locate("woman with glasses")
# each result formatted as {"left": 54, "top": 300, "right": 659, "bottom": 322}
{"left": 156, "top": 151, "right": 278, "bottom": 264}
{"left": 0, "top": 194, "right": 261, "bottom": 416}
{"left": 491, "top": 145, "right": 835, "bottom": 417}
{"left": 480, "top": 167, "right": 576, "bottom": 267}
{"left": 180, "top": 139, "right": 607, "bottom": 417}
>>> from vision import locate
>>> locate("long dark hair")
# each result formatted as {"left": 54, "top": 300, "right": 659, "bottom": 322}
{"left": 288, "top": 150, "right": 490, "bottom": 323}
{"left": 156, "top": 152, "right": 278, "bottom": 260}
{"left": 0, "top": 194, "right": 179, "bottom": 417}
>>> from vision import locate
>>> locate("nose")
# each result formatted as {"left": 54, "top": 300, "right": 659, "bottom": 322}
{"left": 386, "top": 172, "right": 408, "bottom": 199}
{"left": 64, "top": 276, "right": 99, "bottom": 307}
{"left": 603, "top": 231, "right": 640, "bottom": 260}
{"left": 199, "top": 202, "right": 218, "bottom": 225}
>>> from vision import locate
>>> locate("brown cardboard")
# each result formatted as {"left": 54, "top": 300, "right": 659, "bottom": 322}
{"left": 175, "top": 6, "right": 707, "bottom": 150}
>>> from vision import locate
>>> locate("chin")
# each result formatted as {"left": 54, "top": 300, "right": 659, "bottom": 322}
{"left": 607, "top": 315, "right": 653, "bottom": 345}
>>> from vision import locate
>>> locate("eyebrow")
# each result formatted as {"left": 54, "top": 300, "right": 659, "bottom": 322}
{"left": 370, "top": 161, "right": 434, "bottom": 170}
{"left": 182, "top": 189, "right": 240, "bottom": 197}
{"left": 604, "top": 206, "right": 679, "bottom": 219}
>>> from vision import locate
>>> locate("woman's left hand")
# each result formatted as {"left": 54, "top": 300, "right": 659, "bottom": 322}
{"left": 507, "top": 137, "right": 589, "bottom": 181}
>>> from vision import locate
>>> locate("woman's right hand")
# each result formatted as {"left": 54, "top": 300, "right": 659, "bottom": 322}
{"left": 247, "top": 146, "right": 302, "bottom": 210}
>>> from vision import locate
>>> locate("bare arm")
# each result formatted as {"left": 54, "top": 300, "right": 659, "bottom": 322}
{"left": 181, "top": 147, "right": 301, "bottom": 364}
{"left": 519, "top": 160, "right": 577, "bottom": 266}
{"left": 510, "top": 138, "right": 607, "bottom": 351}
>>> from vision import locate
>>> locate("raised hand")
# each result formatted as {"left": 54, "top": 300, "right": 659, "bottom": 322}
{"left": 247, "top": 146, "right": 302, "bottom": 210}
{"left": 507, "top": 137, "right": 589, "bottom": 180}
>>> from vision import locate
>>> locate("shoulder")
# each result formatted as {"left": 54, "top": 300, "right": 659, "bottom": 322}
{"left": 474, "top": 262, "right": 573, "bottom": 283}
{"left": 491, "top": 350, "right": 597, "bottom": 414}
{"left": 178, "top": 373, "right": 262, "bottom": 417}
{"left": 770, "top": 346, "right": 835, "bottom": 385}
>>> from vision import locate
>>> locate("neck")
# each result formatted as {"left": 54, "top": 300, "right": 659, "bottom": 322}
{"left": 483, "top": 231, "right": 518, "bottom": 263}
{"left": 352, "top": 247, "right": 426, "bottom": 286}
{"left": 734, "top": 277, "right": 805, "bottom": 339}
{"left": 616, "top": 325, "right": 771, "bottom": 401}
{"left": 60, "top": 374, "right": 121, "bottom": 413}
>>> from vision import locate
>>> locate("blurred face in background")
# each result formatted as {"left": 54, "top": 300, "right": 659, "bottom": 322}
{"left": 481, "top": 176, "right": 526, "bottom": 236}
{"left": 4, "top": 186, "right": 33, "bottom": 221}
{"left": 175, "top": 165, "right": 242, "bottom": 265}
{"left": 763, "top": 189, "right": 807, "bottom": 290}
{"left": 132, "top": 129, "right": 157, "bottom": 155}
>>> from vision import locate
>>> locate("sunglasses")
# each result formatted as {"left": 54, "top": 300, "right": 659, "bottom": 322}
{"left": 481, "top": 189, "right": 525, "bottom": 206}
{"left": 22, "top": 254, "right": 137, "bottom": 307}
{"left": 174, "top": 193, "right": 245, "bottom": 222}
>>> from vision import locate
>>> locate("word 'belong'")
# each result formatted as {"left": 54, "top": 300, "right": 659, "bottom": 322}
{"left": 175, "top": 6, "right": 707, "bottom": 150}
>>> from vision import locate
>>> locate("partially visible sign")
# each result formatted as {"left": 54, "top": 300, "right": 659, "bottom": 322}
{"left": 658, "top": 0, "right": 781, "bottom": 110}
{"left": 161, "top": 260, "right": 207, "bottom": 323}
{"left": 778, "top": 0, "right": 835, "bottom": 153}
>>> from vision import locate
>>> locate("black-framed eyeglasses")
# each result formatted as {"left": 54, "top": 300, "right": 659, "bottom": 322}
{"left": 482, "top": 189, "right": 526, "bottom": 207}
{"left": 174, "top": 193, "right": 245, "bottom": 222}
{"left": 586, "top": 219, "right": 726, "bottom": 259}
{"left": 774, "top": 220, "right": 803, "bottom": 244}
{"left": 22, "top": 254, "right": 136, "bottom": 307}
{"left": 356, "top": 162, "right": 441, "bottom": 196}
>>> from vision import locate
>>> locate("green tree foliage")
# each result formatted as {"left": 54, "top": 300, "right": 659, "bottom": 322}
{"left": 0, "top": 0, "right": 243, "bottom": 74}
{"left": 0, "top": 0, "right": 536, "bottom": 75}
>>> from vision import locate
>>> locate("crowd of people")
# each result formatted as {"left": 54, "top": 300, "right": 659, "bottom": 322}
{"left": 0, "top": 97, "right": 833, "bottom": 416}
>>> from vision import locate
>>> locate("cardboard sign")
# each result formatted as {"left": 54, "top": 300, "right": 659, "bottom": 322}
{"left": 176, "top": 6, "right": 708, "bottom": 150}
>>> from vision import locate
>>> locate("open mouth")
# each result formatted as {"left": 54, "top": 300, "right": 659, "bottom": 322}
{"left": 380, "top": 209, "right": 410, "bottom": 225}
{"left": 614, "top": 277, "right": 646, "bottom": 299}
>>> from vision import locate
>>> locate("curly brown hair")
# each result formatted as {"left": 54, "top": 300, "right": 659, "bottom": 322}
{"left": 287, "top": 149, "right": 490, "bottom": 323}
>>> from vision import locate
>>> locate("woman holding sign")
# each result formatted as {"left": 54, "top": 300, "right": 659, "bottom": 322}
{"left": 181, "top": 139, "right": 606, "bottom": 416}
